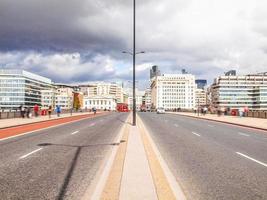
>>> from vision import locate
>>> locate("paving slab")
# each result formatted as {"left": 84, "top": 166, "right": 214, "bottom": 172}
{"left": 119, "top": 126, "right": 158, "bottom": 200}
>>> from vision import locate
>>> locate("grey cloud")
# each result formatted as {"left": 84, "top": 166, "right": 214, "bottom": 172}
{"left": 1, "top": 0, "right": 267, "bottom": 86}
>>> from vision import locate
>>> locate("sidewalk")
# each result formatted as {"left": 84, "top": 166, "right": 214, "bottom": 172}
{"left": 97, "top": 115, "right": 185, "bottom": 200}
{"left": 167, "top": 112, "right": 267, "bottom": 131}
{"left": 0, "top": 111, "right": 99, "bottom": 129}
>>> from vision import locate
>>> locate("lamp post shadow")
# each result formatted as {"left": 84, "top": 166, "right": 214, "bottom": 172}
{"left": 37, "top": 140, "right": 125, "bottom": 200}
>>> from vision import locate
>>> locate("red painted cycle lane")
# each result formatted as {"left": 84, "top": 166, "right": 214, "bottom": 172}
{"left": 0, "top": 112, "right": 107, "bottom": 140}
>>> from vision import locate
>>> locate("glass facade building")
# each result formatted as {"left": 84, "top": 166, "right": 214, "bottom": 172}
{"left": 0, "top": 69, "right": 53, "bottom": 109}
{"left": 210, "top": 73, "right": 267, "bottom": 110}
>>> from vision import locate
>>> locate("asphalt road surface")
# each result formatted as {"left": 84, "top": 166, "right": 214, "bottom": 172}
{"left": 139, "top": 112, "right": 267, "bottom": 200}
{"left": 0, "top": 112, "right": 128, "bottom": 200}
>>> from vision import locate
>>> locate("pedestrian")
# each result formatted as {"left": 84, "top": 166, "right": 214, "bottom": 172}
{"left": 48, "top": 105, "right": 52, "bottom": 118}
{"left": 26, "top": 107, "right": 31, "bottom": 118}
{"left": 93, "top": 107, "right": 96, "bottom": 115}
{"left": 56, "top": 105, "right": 61, "bottom": 117}
{"left": 203, "top": 107, "right": 207, "bottom": 115}
{"left": 238, "top": 108, "right": 243, "bottom": 117}
{"left": 34, "top": 104, "right": 39, "bottom": 117}
{"left": 19, "top": 104, "right": 25, "bottom": 118}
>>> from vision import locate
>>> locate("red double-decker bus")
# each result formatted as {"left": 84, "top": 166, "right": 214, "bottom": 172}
{"left": 117, "top": 103, "right": 129, "bottom": 112}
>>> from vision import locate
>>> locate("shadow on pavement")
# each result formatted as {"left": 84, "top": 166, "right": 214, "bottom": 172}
{"left": 37, "top": 140, "right": 125, "bottom": 200}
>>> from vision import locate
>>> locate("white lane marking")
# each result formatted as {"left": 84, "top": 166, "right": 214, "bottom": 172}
{"left": 174, "top": 124, "right": 179, "bottom": 127}
{"left": 89, "top": 122, "right": 96, "bottom": 127}
{"left": 236, "top": 152, "right": 267, "bottom": 167}
{"left": 71, "top": 131, "right": 79, "bottom": 135}
{"left": 208, "top": 124, "right": 214, "bottom": 127}
{"left": 19, "top": 148, "right": 43, "bottom": 159}
{"left": 192, "top": 132, "right": 201, "bottom": 137}
{"left": 238, "top": 132, "right": 250, "bottom": 137}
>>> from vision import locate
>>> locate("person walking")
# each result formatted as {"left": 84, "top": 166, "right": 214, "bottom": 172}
{"left": 93, "top": 107, "right": 96, "bottom": 115}
{"left": 19, "top": 105, "right": 25, "bottom": 118}
{"left": 48, "top": 105, "right": 52, "bottom": 118}
{"left": 33, "top": 104, "right": 39, "bottom": 117}
{"left": 203, "top": 106, "right": 208, "bottom": 116}
{"left": 56, "top": 105, "right": 61, "bottom": 117}
{"left": 26, "top": 107, "right": 31, "bottom": 118}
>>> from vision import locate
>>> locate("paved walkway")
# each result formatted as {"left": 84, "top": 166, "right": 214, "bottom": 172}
{"left": 167, "top": 112, "right": 267, "bottom": 130}
{"left": 98, "top": 115, "right": 185, "bottom": 200}
{"left": 119, "top": 126, "right": 158, "bottom": 200}
{"left": 0, "top": 111, "right": 100, "bottom": 129}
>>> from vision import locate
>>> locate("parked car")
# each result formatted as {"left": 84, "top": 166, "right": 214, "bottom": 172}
{"left": 157, "top": 107, "right": 165, "bottom": 114}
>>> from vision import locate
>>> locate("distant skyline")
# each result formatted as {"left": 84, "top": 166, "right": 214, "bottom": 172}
{"left": 1, "top": 0, "right": 267, "bottom": 88}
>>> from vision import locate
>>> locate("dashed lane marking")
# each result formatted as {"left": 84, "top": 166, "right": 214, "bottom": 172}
{"left": 174, "top": 124, "right": 179, "bottom": 127}
{"left": 192, "top": 132, "right": 201, "bottom": 137}
{"left": 236, "top": 152, "right": 267, "bottom": 167}
{"left": 208, "top": 124, "right": 214, "bottom": 127}
{"left": 71, "top": 131, "right": 79, "bottom": 135}
{"left": 19, "top": 148, "right": 43, "bottom": 159}
{"left": 238, "top": 132, "right": 250, "bottom": 137}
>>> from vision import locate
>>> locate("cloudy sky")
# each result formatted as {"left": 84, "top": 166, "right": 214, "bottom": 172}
{"left": 1, "top": 0, "right": 267, "bottom": 88}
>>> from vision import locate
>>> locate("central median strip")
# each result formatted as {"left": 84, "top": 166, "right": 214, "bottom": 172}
{"left": 19, "top": 148, "right": 43, "bottom": 159}
{"left": 236, "top": 152, "right": 267, "bottom": 167}
{"left": 91, "top": 114, "right": 186, "bottom": 200}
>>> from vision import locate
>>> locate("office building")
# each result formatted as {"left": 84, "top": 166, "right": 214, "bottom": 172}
{"left": 0, "top": 69, "right": 53, "bottom": 109}
{"left": 151, "top": 74, "right": 196, "bottom": 110}
{"left": 195, "top": 88, "right": 207, "bottom": 106}
{"left": 143, "top": 88, "right": 152, "bottom": 110}
{"left": 83, "top": 95, "right": 116, "bottom": 110}
{"left": 55, "top": 86, "right": 74, "bottom": 110}
{"left": 79, "top": 82, "right": 123, "bottom": 103}
{"left": 41, "top": 89, "right": 56, "bottom": 109}
{"left": 210, "top": 72, "right": 267, "bottom": 110}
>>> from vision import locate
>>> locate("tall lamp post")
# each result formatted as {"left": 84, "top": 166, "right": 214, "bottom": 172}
{"left": 122, "top": 0, "right": 145, "bottom": 126}
{"left": 122, "top": 51, "right": 144, "bottom": 126}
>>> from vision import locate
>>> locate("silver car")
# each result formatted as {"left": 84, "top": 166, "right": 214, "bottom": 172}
{"left": 157, "top": 107, "right": 165, "bottom": 114}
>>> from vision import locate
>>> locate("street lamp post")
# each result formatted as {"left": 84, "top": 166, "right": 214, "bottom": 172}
{"left": 122, "top": 50, "right": 144, "bottom": 126}
{"left": 122, "top": 0, "right": 145, "bottom": 126}
{"left": 133, "top": 0, "right": 136, "bottom": 126}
